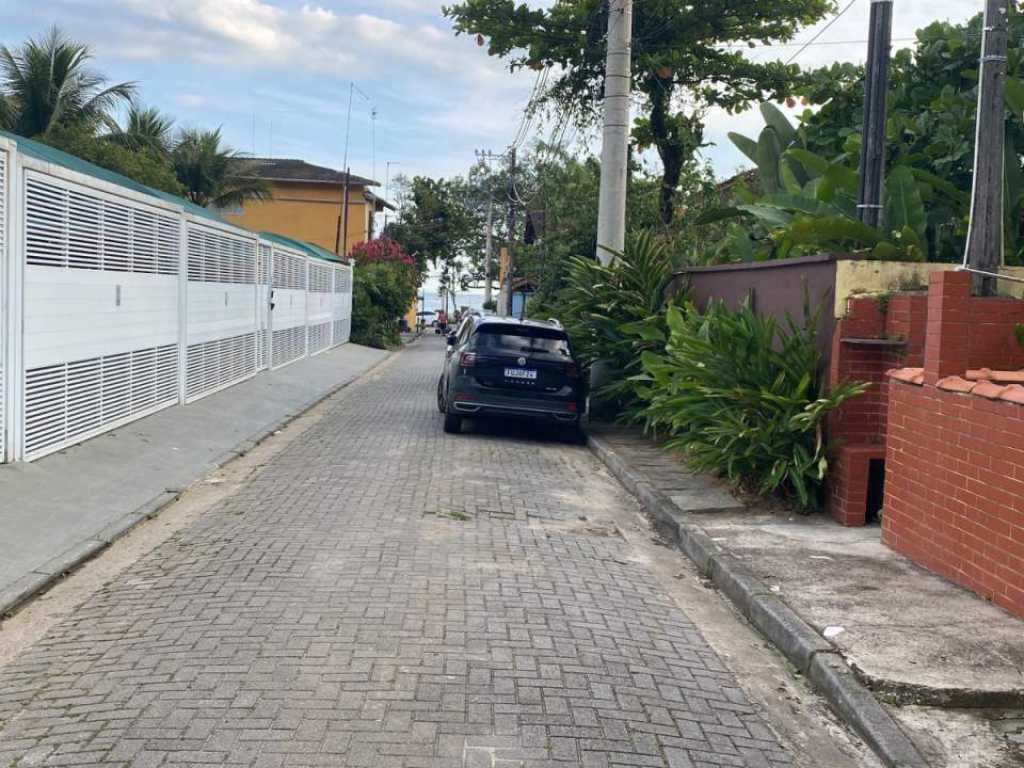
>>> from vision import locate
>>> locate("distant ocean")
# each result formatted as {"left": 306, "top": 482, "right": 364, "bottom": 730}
{"left": 417, "top": 291, "right": 486, "bottom": 314}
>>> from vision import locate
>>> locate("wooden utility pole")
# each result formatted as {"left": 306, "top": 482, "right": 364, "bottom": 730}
{"left": 966, "top": 0, "right": 1010, "bottom": 296}
{"left": 595, "top": 0, "right": 633, "bottom": 265}
{"left": 857, "top": 0, "right": 893, "bottom": 229}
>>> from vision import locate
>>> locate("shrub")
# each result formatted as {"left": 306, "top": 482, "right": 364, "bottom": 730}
{"left": 640, "top": 301, "right": 866, "bottom": 510}
{"left": 553, "top": 232, "right": 681, "bottom": 416}
{"left": 351, "top": 260, "right": 419, "bottom": 349}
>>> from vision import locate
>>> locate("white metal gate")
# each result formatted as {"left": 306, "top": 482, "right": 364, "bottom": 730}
{"left": 184, "top": 221, "right": 258, "bottom": 402}
{"left": 21, "top": 170, "right": 181, "bottom": 460}
{"left": 270, "top": 246, "right": 307, "bottom": 369}
{"left": 307, "top": 260, "right": 333, "bottom": 355}
{"left": 332, "top": 263, "right": 352, "bottom": 346}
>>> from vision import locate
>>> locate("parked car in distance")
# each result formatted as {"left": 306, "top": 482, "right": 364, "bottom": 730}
{"left": 436, "top": 316, "right": 587, "bottom": 442}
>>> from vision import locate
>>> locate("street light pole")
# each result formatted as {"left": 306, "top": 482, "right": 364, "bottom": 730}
{"left": 595, "top": 0, "right": 633, "bottom": 265}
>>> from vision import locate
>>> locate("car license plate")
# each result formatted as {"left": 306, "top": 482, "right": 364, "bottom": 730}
{"left": 504, "top": 367, "right": 537, "bottom": 380}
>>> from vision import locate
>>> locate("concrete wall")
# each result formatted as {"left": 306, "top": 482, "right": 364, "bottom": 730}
{"left": 680, "top": 254, "right": 839, "bottom": 364}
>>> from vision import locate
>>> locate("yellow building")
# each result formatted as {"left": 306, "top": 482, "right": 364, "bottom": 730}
{"left": 222, "top": 158, "right": 393, "bottom": 256}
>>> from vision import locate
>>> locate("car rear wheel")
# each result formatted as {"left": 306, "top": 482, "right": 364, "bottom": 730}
{"left": 436, "top": 378, "right": 447, "bottom": 413}
{"left": 443, "top": 412, "right": 462, "bottom": 434}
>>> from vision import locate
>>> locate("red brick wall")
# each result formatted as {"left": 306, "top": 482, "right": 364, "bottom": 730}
{"left": 884, "top": 380, "right": 1024, "bottom": 618}
{"left": 827, "top": 295, "right": 928, "bottom": 524}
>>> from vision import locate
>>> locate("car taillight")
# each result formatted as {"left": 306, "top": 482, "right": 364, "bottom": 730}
{"left": 565, "top": 363, "right": 579, "bottom": 379}
{"left": 460, "top": 352, "right": 477, "bottom": 368}
{"left": 566, "top": 401, "right": 578, "bottom": 413}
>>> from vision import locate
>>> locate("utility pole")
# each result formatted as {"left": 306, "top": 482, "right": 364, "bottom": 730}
{"left": 595, "top": 0, "right": 633, "bottom": 265}
{"left": 476, "top": 149, "right": 502, "bottom": 308}
{"left": 965, "top": 0, "right": 1010, "bottom": 296}
{"left": 856, "top": 0, "right": 893, "bottom": 229}
{"left": 383, "top": 161, "right": 401, "bottom": 232}
{"left": 483, "top": 192, "right": 495, "bottom": 308}
{"left": 501, "top": 147, "right": 517, "bottom": 316}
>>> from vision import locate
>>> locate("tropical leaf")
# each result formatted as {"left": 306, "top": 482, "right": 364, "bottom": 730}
{"left": 760, "top": 102, "right": 798, "bottom": 147}
{"left": 885, "top": 165, "right": 927, "bottom": 243}
{"left": 756, "top": 127, "right": 783, "bottom": 193}
{"left": 728, "top": 131, "right": 759, "bottom": 164}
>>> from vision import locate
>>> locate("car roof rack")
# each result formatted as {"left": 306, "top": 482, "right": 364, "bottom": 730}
{"left": 546, "top": 318, "right": 563, "bottom": 329}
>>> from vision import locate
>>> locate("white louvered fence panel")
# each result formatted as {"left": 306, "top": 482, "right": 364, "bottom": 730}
{"left": 269, "top": 248, "right": 307, "bottom": 369}
{"left": 23, "top": 344, "right": 178, "bottom": 461}
{"left": 21, "top": 170, "right": 183, "bottom": 460}
{"left": 185, "top": 223, "right": 258, "bottom": 401}
{"left": 331, "top": 264, "right": 353, "bottom": 346}
{"left": 25, "top": 173, "right": 180, "bottom": 275}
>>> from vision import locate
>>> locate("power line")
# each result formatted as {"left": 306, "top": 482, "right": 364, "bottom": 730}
{"left": 785, "top": 0, "right": 860, "bottom": 64}
{"left": 723, "top": 36, "right": 915, "bottom": 51}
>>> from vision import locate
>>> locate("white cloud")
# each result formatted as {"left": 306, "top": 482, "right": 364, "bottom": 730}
{"left": 176, "top": 93, "right": 207, "bottom": 108}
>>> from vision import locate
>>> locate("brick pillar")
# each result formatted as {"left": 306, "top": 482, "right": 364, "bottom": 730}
{"left": 923, "top": 271, "right": 971, "bottom": 386}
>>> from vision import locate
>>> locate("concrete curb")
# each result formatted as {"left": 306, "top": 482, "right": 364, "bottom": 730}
{"left": 588, "top": 431, "right": 929, "bottom": 768}
{"left": 0, "top": 346, "right": 400, "bottom": 620}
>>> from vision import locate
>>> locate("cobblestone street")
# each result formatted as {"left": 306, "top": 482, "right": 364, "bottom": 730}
{"left": 0, "top": 339, "right": 823, "bottom": 767}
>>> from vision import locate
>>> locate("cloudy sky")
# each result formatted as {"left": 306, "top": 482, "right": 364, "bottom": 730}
{"left": 1, "top": 0, "right": 983, "bottom": 191}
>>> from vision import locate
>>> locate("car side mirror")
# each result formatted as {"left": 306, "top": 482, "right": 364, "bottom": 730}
{"left": 446, "top": 332, "right": 457, "bottom": 347}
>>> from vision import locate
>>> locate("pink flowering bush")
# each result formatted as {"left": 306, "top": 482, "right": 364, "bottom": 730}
{"left": 350, "top": 238, "right": 417, "bottom": 268}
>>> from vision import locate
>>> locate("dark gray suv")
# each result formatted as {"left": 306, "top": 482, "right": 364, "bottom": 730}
{"left": 436, "top": 316, "right": 587, "bottom": 440}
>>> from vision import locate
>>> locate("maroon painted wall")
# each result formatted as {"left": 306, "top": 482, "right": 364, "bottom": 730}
{"left": 673, "top": 254, "right": 840, "bottom": 364}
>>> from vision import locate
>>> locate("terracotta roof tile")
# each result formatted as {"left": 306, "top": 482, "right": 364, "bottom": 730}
{"left": 999, "top": 384, "right": 1024, "bottom": 405}
{"left": 888, "top": 367, "right": 925, "bottom": 385}
{"left": 972, "top": 380, "right": 1010, "bottom": 399}
{"left": 966, "top": 368, "right": 1024, "bottom": 384}
{"left": 936, "top": 376, "right": 977, "bottom": 394}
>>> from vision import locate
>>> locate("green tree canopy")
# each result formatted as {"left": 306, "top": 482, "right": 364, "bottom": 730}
{"left": 107, "top": 105, "right": 175, "bottom": 157}
{"left": 444, "top": 0, "right": 834, "bottom": 224}
{"left": 171, "top": 127, "right": 270, "bottom": 209}
{"left": 0, "top": 25, "right": 135, "bottom": 138}
{"left": 387, "top": 175, "right": 484, "bottom": 283}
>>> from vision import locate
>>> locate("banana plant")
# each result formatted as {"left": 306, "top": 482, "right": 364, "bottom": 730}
{"left": 702, "top": 105, "right": 965, "bottom": 262}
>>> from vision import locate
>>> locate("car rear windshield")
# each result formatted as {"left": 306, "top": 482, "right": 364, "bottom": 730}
{"left": 474, "top": 325, "right": 571, "bottom": 355}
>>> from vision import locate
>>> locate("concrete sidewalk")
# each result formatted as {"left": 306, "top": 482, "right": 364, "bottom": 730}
{"left": 589, "top": 423, "right": 1024, "bottom": 767}
{"left": 0, "top": 343, "right": 390, "bottom": 615}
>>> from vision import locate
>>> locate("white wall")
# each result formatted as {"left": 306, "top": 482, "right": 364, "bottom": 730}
{"left": 5, "top": 144, "right": 353, "bottom": 461}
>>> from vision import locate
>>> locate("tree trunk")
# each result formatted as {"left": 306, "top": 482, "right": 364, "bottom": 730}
{"left": 649, "top": 75, "right": 678, "bottom": 226}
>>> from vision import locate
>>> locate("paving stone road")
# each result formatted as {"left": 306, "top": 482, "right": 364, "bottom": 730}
{"left": 0, "top": 339, "right": 795, "bottom": 767}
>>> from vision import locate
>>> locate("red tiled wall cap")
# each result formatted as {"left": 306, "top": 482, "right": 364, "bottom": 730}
{"left": 966, "top": 368, "right": 1024, "bottom": 384}
{"left": 887, "top": 367, "right": 925, "bottom": 385}
{"left": 972, "top": 380, "right": 1010, "bottom": 399}
{"left": 936, "top": 376, "right": 977, "bottom": 393}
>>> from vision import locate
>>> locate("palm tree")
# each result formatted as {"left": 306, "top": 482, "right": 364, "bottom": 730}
{"left": 171, "top": 127, "right": 270, "bottom": 209}
{"left": 107, "top": 105, "right": 175, "bottom": 156}
{"left": 0, "top": 26, "right": 135, "bottom": 138}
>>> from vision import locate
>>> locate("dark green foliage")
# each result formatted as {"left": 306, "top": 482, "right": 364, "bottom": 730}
{"left": 640, "top": 301, "right": 867, "bottom": 510}
{"left": 1015, "top": 323, "right": 1024, "bottom": 349}
{"left": 0, "top": 26, "right": 134, "bottom": 137}
{"left": 41, "top": 124, "right": 184, "bottom": 196}
{"left": 350, "top": 261, "right": 419, "bottom": 349}
{"left": 107, "top": 105, "right": 174, "bottom": 157}
{"left": 445, "top": 0, "right": 834, "bottom": 223}
{"left": 549, "top": 233, "right": 681, "bottom": 416}
{"left": 797, "top": 10, "right": 1024, "bottom": 264}
{"left": 171, "top": 128, "right": 269, "bottom": 209}
{"left": 702, "top": 107, "right": 965, "bottom": 263}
